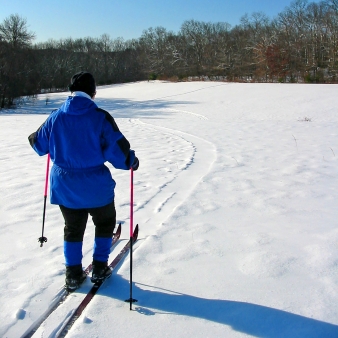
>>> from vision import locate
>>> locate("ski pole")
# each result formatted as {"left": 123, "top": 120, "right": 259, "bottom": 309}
{"left": 125, "top": 167, "right": 138, "bottom": 309}
{"left": 38, "top": 153, "right": 50, "bottom": 247}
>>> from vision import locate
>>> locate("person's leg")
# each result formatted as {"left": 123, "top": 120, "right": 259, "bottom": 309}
{"left": 89, "top": 201, "right": 116, "bottom": 282}
{"left": 59, "top": 205, "right": 88, "bottom": 290}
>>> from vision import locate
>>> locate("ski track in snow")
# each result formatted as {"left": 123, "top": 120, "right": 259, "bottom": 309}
{"left": 130, "top": 107, "right": 209, "bottom": 120}
{"left": 128, "top": 118, "right": 216, "bottom": 237}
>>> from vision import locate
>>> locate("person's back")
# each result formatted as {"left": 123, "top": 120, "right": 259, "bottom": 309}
{"left": 48, "top": 96, "right": 105, "bottom": 169}
{"left": 34, "top": 92, "right": 132, "bottom": 209}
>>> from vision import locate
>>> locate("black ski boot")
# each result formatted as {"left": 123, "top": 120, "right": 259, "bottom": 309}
{"left": 91, "top": 260, "right": 112, "bottom": 283}
{"left": 65, "top": 264, "right": 86, "bottom": 292}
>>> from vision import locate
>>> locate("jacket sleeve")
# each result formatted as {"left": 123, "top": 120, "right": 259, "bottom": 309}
{"left": 99, "top": 108, "right": 135, "bottom": 170}
{"left": 28, "top": 114, "right": 53, "bottom": 156}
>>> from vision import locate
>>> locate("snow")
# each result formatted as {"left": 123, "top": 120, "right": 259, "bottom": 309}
{"left": 0, "top": 81, "right": 338, "bottom": 338}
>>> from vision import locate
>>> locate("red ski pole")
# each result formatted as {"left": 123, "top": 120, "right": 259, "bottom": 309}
{"left": 38, "top": 153, "right": 50, "bottom": 247}
{"left": 125, "top": 167, "right": 138, "bottom": 309}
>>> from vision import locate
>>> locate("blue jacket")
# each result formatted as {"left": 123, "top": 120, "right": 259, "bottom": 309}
{"left": 28, "top": 95, "right": 135, "bottom": 209}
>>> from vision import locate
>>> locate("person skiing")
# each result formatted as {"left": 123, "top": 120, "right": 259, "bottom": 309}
{"left": 28, "top": 71, "right": 139, "bottom": 291}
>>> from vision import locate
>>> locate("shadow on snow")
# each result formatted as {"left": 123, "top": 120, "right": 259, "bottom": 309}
{"left": 102, "top": 275, "right": 338, "bottom": 338}
{"left": 0, "top": 96, "right": 197, "bottom": 120}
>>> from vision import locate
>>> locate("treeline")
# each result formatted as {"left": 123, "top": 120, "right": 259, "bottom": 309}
{"left": 1, "top": 0, "right": 338, "bottom": 107}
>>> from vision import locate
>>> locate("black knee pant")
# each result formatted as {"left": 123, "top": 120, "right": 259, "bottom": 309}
{"left": 60, "top": 201, "right": 116, "bottom": 242}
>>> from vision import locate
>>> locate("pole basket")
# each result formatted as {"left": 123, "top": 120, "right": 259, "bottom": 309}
{"left": 38, "top": 236, "right": 48, "bottom": 247}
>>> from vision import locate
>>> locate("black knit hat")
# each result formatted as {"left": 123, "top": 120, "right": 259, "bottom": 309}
{"left": 69, "top": 71, "right": 96, "bottom": 97}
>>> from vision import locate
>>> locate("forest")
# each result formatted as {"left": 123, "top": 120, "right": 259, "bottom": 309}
{"left": 1, "top": 0, "right": 338, "bottom": 107}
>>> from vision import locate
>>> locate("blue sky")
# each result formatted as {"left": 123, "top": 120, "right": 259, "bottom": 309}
{"left": 1, "top": 0, "right": 322, "bottom": 43}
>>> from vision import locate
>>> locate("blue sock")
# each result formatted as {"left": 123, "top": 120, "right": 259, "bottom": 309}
{"left": 93, "top": 237, "right": 112, "bottom": 263}
{"left": 64, "top": 241, "right": 83, "bottom": 266}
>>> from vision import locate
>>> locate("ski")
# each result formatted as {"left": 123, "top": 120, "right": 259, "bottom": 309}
{"left": 22, "top": 223, "right": 122, "bottom": 338}
{"left": 57, "top": 224, "right": 139, "bottom": 338}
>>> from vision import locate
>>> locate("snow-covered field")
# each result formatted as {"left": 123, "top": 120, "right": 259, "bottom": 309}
{"left": 0, "top": 81, "right": 338, "bottom": 338}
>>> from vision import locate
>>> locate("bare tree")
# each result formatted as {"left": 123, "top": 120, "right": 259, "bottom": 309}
{"left": 0, "top": 14, "right": 35, "bottom": 47}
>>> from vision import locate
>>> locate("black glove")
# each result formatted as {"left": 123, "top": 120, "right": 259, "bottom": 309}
{"left": 132, "top": 157, "right": 139, "bottom": 171}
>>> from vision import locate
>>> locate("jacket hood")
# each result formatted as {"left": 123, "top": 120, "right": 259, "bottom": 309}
{"left": 60, "top": 96, "right": 97, "bottom": 115}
